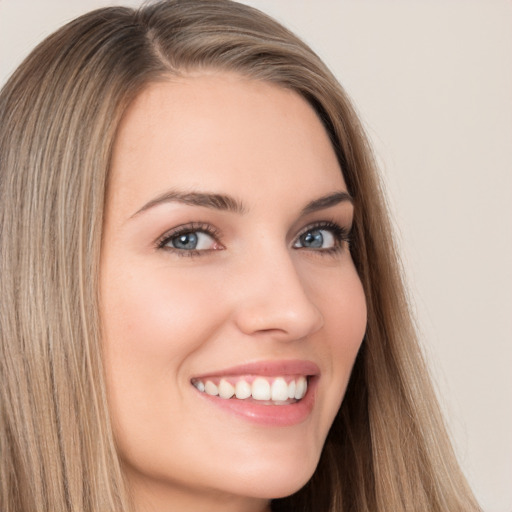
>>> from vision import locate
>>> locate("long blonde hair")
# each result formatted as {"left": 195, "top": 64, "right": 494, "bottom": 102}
{"left": 0, "top": 1, "right": 480, "bottom": 511}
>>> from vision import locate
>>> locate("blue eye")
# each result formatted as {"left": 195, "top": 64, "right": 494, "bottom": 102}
{"left": 295, "top": 229, "right": 335, "bottom": 249}
{"left": 169, "top": 231, "right": 214, "bottom": 250}
{"left": 157, "top": 223, "right": 221, "bottom": 255}
{"left": 293, "top": 222, "right": 350, "bottom": 252}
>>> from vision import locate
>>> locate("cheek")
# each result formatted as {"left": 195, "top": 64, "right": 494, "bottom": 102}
{"left": 334, "top": 272, "right": 366, "bottom": 369}
{"left": 99, "top": 262, "right": 227, "bottom": 427}
{"left": 312, "top": 261, "right": 367, "bottom": 354}
{"left": 331, "top": 274, "right": 367, "bottom": 357}
{"left": 99, "top": 262, "right": 232, "bottom": 467}
{"left": 102, "top": 262, "right": 222, "bottom": 360}
{"left": 312, "top": 265, "right": 367, "bottom": 419}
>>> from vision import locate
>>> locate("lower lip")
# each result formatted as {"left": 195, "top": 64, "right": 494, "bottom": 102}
{"left": 194, "top": 377, "right": 318, "bottom": 427}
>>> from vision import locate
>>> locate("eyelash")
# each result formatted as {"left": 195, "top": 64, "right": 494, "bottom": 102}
{"left": 155, "top": 220, "right": 352, "bottom": 258}
{"left": 295, "top": 220, "right": 352, "bottom": 255}
{"left": 156, "top": 222, "right": 223, "bottom": 258}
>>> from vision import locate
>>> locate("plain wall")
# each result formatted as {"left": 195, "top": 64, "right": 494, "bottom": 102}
{"left": 1, "top": 1, "right": 511, "bottom": 511}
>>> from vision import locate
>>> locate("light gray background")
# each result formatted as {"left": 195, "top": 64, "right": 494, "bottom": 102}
{"left": 1, "top": 1, "right": 510, "bottom": 511}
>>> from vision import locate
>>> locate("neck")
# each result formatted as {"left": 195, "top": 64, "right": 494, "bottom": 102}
{"left": 127, "top": 472, "right": 272, "bottom": 512}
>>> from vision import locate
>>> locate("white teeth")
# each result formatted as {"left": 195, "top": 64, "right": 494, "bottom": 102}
{"left": 271, "top": 377, "right": 289, "bottom": 402}
{"left": 294, "top": 376, "right": 307, "bottom": 400}
{"left": 204, "top": 381, "right": 218, "bottom": 396}
{"left": 193, "top": 380, "right": 205, "bottom": 392}
{"left": 218, "top": 379, "right": 235, "bottom": 399}
{"left": 252, "top": 377, "right": 271, "bottom": 400}
{"left": 235, "top": 380, "right": 251, "bottom": 399}
{"left": 194, "top": 376, "right": 309, "bottom": 402}
{"left": 287, "top": 380, "right": 296, "bottom": 399}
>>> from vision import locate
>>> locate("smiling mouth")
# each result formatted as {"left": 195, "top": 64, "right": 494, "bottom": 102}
{"left": 191, "top": 375, "right": 308, "bottom": 404}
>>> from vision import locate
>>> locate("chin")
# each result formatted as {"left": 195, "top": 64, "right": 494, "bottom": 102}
{"left": 221, "top": 446, "right": 321, "bottom": 500}
{"left": 247, "top": 472, "right": 314, "bottom": 501}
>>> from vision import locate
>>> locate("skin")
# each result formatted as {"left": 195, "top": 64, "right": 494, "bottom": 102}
{"left": 100, "top": 72, "right": 367, "bottom": 512}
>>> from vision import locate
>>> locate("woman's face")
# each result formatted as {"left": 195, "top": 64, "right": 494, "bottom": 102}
{"left": 100, "top": 72, "right": 367, "bottom": 512}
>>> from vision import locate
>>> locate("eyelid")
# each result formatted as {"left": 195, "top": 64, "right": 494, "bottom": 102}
{"left": 155, "top": 222, "right": 223, "bottom": 252}
{"left": 154, "top": 219, "right": 352, "bottom": 258}
{"left": 293, "top": 220, "right": 352, "bottom": 251}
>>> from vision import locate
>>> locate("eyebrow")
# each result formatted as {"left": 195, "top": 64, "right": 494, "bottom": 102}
{"left": 300, "top": 191, "right": 353, "bottom": 215}
{"left": 131, "top": 190, "right": 246, "bottom": 218}
{"left": 131, "top": 189, "right": 352, "bottom": 219}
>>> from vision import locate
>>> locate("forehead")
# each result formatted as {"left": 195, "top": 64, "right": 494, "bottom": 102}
{"left": 109, "top": 72, "right": 346, "bottom": 216}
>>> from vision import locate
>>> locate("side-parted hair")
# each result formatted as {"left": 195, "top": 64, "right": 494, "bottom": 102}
{"left": 0, "top": 1, "right": 481, "bottom": 511}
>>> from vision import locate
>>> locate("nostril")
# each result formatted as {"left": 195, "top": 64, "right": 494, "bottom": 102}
{"left": 233, "top": 298, "right": 323, "bottom": 341}
{"left": 231, "top": 253, "right": 324, "bottom": 339}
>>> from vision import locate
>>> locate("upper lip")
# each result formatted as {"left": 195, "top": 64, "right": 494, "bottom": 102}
{"left": 191, "top": 359, "right": 320, "bottom": 380}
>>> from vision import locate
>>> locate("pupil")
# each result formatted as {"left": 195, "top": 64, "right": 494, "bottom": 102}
{"left": 302, "top": 230, "right": 323, "bottom": 248}
{"left": 173, "top": 232, "right": 198, "bottom": 250}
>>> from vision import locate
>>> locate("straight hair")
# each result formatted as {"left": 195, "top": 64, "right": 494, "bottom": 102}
{"left": 0, "top": 1, "right": 481, "bottom": 511}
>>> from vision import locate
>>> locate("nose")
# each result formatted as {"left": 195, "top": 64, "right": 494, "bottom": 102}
{"left": 231, "top": 248, "right": 324, "bottom": 342}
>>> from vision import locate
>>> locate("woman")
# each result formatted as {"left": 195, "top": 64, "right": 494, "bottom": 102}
{"left": 0, "top": 1, "right": 481, "bottom": 511}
